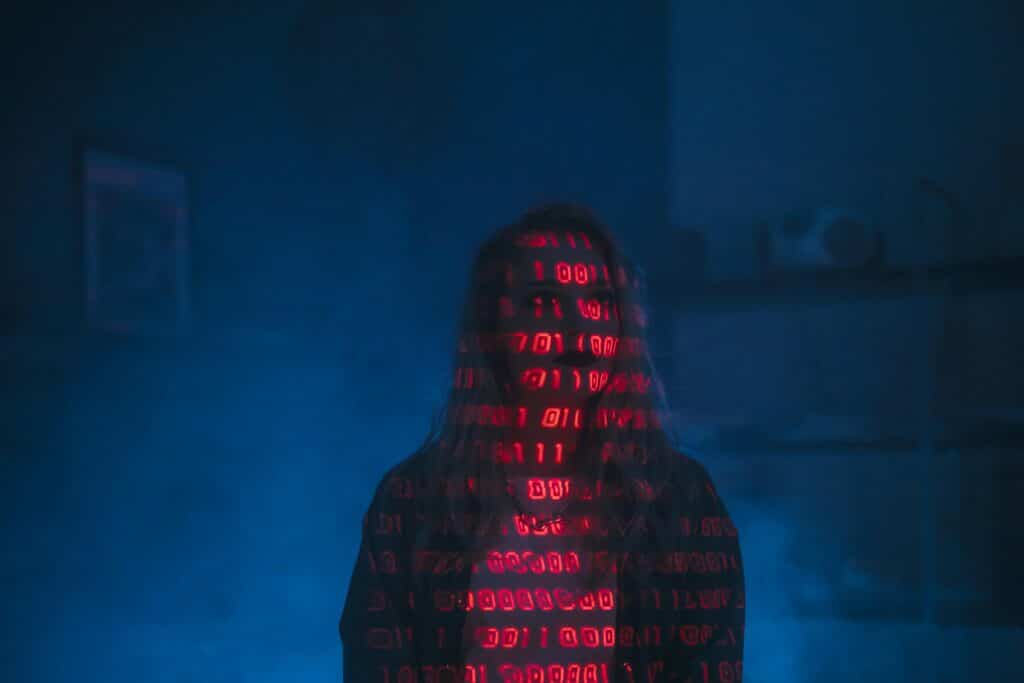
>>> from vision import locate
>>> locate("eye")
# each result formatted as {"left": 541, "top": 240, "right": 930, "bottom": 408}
{"left": 527, "top": 290, "right": 557, "bottom": 305}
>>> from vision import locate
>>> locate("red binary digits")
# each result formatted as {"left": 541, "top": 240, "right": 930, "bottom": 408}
{"left": 345, "top": 223, "right": 743, "bottom": 683}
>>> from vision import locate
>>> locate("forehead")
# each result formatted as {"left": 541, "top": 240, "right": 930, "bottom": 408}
{"left": 507, "top": 229, "right": 610, "bottom": 270}
{"left": 475, "top": 227, "right": 636, "bottom": 292}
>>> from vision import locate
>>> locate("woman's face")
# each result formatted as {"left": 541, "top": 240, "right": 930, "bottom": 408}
{"left": 492, "top": 231, "right": 622, "bottom": 409}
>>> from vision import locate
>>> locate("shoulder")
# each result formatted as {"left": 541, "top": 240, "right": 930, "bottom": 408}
{"left": 363, "top": 439, "right": 445, "bottom": 513}
{"left": 388, "top": 439, "right": 446, "bottom": 488}
{"left": 659, "top": 447, "right": 722, "bottom": 507}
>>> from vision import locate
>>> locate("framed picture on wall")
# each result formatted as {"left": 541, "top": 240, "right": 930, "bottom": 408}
{"left": 81, "top": 146, "right": 190, "bottom": 336}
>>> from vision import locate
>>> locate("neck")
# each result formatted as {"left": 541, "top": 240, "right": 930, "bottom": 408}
{"left": 489, "top": 390, "right": 604, "bottom": 477}
{"left": 494, "top": 426, "right": 605, "bottom": 487}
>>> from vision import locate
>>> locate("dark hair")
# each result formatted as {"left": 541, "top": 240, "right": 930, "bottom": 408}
{"left": 407, "top": 201, "right": 683, "bottom": 587}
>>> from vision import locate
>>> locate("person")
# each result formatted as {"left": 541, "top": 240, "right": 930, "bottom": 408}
{"left": 340, "top": 202, "right": 745, "bottom": 683}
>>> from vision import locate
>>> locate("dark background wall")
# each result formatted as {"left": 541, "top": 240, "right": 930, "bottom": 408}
{"left": 661, "top": 3, "right": 1024, "bottom": 680}
{"left": 668, "top": 0, "right": 1023, "bottom": 276}
{"left": 1, "top": 2, "right": 671, "bottom": 681}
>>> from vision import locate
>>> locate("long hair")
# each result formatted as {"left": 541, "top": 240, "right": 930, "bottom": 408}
{"left": 407, "top": 201, "right": 684, "bottom": 588}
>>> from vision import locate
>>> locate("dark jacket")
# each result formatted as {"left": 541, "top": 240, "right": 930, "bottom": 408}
{"left": 339, "top": 446, "right": 744, "bottom": 683}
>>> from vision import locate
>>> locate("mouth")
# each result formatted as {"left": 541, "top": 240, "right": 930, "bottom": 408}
{"left": 553, "top": 350, "right": 598, "bottom": 367}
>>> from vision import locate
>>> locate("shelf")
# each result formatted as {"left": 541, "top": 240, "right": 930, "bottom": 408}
{"left": 673, "top": 413, "right": 1024, "bottom": 455}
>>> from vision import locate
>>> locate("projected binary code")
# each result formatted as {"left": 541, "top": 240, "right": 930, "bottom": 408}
{"left": 340, "top": 206, "right": 744, "bottom": 683}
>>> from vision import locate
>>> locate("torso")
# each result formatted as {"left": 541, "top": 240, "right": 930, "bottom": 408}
{"left": 460, "top": 474, "right": 618, "bottom": 683}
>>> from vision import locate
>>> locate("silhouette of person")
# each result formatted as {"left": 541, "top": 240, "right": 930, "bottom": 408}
{"left": 340, "top": 202, "right": 744, "bottom": 683}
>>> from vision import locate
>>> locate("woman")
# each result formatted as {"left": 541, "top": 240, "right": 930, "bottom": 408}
{"left": 340, "top": 202, "right": 745, "bottom": 683}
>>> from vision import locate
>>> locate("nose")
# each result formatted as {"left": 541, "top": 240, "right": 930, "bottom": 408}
{"left": 562, "top": 316, "right": 582, "bottom": 343}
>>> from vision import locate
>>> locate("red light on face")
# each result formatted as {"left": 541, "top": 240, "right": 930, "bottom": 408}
{"left": 531, "top": 333, "right": 552, "bottom": 354}
{"left": 577, "top": 299, "right": 602, "bottom": 320}
{"left": 540, "top": 408, "right": 559, "bottom": 428}
{"left": 522, "top": 368, "right": 547, "bottom": 389}
{"left": 539, "top": 407, "right": 586, "bottom": 430}
{"left": 520, "top": 367, "right": 632, "bottom": 394}
{"left": 479, "top": 331, "right": 636, "bottom": 357}
{"left": 455, "top": 365, "right": 654, "bottom": 394}
{"left": 517, "top": 230, "right": 594, "bottom": 251}
{"left": 516, "top": 232, "right": 553, "bottom": 248}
